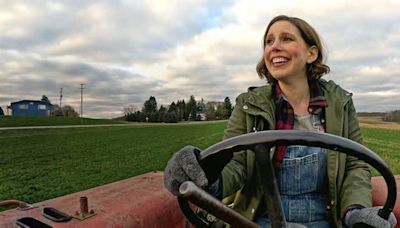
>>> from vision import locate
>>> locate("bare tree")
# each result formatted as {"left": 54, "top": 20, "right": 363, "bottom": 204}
{"left": 124, "top": 104, "right": 138, "bottom": 116}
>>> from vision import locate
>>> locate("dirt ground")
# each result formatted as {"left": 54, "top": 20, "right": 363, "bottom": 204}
{"left": 358, "top": 116, "right": 400, "bottom": 130}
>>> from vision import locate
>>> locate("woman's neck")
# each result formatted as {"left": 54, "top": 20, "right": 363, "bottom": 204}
{"left": 278, "top": 79, "right": 310, "bottom": 115}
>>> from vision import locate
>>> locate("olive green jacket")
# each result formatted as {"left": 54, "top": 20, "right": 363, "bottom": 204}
{"left": 221, "top": 79, "right": 372, "bottom": 227}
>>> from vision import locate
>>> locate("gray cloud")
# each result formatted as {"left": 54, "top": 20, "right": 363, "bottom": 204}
{"left": 1, "top": 0, "right": 399, "bottom": 118}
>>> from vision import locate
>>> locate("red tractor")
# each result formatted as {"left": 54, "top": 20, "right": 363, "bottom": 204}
{"left": 1, "top": 131, "right": 399, "bottom": 227}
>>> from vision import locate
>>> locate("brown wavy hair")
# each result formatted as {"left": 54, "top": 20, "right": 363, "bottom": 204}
{"left": 256, "top": 15, "right": 330, "bottom": 83}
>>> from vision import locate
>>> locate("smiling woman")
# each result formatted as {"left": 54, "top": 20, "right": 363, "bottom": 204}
{"left": 163, "top": 15, "right": 397, "bottom": 228}
{"left": 256, "top": 15, "right": 330, "bottom": 85}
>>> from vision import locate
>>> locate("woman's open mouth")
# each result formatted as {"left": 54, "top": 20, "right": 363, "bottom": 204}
{"left": 271, "top": 57, "right": 289, "bottom": 66}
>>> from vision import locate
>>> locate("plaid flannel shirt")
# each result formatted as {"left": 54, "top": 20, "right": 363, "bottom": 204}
{"left": 273, "top": 81, "right": 328, "bottom": 167}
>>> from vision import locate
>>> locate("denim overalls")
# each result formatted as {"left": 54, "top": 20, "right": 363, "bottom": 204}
{"left": 256, "top": 114, "right": 330, "bottom": 228}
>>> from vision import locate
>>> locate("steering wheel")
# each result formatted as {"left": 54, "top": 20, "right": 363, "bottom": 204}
{"left": 177, "top": 130, "right": 397, "bottom": 228}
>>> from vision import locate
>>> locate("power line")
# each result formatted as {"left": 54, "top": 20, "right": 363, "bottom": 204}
{"left": 59, "top": 88, "right": 63, "bottom": 107}
{"left": 80, "top": 84, "right": 85, "bottom": 118}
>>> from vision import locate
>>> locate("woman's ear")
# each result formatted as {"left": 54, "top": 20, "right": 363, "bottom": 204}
{"left": 307, "top": 45, "right": 318, "bottom": 64}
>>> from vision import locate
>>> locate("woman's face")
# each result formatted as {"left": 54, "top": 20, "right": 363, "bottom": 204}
{"left": 263, "top": 20, "right": 317, "bottom": 82}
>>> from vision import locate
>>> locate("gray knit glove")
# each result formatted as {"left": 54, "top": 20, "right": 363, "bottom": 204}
{"left": 164, "top": 146, "right": 208, "bottom": 196}
{"left": 345, "top": 207, "right": 397, "bottom": 228}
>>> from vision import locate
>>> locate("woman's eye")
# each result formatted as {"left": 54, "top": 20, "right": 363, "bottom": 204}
{"left": 283, "top": 37, "right": 292, "bottom": 42}
{"left": 265, "top": 39, "right": 273, "bottom": 45}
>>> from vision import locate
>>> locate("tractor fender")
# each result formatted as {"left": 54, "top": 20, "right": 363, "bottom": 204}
{"left": 372, "top": 175, "right": 400, "bottom": 228}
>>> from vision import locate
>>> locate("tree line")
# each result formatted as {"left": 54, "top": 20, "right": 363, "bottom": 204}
{"left": 384, "top": 110, "right": 400, "bottom": 122}
{"left": 41, "top": 95, "right": 80, "bottom": 117}
{"left": 124, "top": 95, "right": 233, "bottom": 123}
{"left": 51, "top": 104, "right": 79, "bottom": 117}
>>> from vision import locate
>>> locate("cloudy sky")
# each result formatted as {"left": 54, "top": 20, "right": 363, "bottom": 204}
{"left": 1, "top": 0, "right": 399, "bottom": 118}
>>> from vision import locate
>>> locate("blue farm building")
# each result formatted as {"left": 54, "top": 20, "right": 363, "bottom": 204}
{"left": 11, "top": 100, "right": 53, "bottom": 117}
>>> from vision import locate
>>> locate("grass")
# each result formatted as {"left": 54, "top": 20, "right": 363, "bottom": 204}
{"left": 362, "top": 128, "right": 400, "bottom": 176}
{"left": 0, "top": 121, "right": 399, "bottom": 207}
{"left": 0, "top": 121, "right": 227, "bottom": 205}
{"left": 0, "top": 116, "right": 127, "bottom": 127}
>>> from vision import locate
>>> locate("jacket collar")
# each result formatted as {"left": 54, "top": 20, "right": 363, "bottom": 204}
{"left": 319, "top": 79, "right": 352, "bottom": 135}
{"left": 240, "top": 79, "right": 352, "bottom": 134}
{"left": 240, "top": 84, "right": 276, "bottom": 123}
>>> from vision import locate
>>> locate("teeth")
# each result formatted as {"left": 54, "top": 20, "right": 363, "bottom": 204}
{"left": 272, "top": 57, "right": 288, "bottom": 64}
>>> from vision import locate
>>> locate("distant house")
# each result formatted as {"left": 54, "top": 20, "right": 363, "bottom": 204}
{"left": 11, "top": 100, "right": 53, "bottom": 117}
{"left": 206, "top": 101, "right": 224, "bottom": 111}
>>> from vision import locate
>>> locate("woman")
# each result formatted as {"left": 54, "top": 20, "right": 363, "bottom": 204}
{"left": 164, "top": 15, "right": 396, "bottom": 227}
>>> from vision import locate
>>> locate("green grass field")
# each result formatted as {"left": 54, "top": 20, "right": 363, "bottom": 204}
{"left": 0, "top": 120, "right": 399, "bottom": 207}
{"left": 0, "top": 116, "right": 127, "bottom": 127}
{"left": 0, "top": 121, "right": 227, "bottom": 205}
{"left": 362, "top": 128, "right": 400, "bottom": 176}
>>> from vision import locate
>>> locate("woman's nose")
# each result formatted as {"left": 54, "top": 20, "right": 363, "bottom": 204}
{"left": 270, "top": 40, "right": 282, "bottom": 51}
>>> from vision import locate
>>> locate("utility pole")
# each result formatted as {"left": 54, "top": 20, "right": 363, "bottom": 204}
{"left": 80, "top": 84, "right": 85, "bottom": 118}
{"left": 59, "top": 88, "right": 63, "bottom": 107}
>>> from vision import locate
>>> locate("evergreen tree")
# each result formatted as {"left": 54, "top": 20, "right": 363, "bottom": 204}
{"left": 124, "top": 95, "right": 233, "bottom": 122}
{"left": 159, "top": 105, "right": 167, "bottom": 113}
{"left": 159, "top": 105, "right": 167, "bottom": 122}
{"left": 178, "top": 99, "right": 187, "bottom": 121}
{"left": 197, "top": 98, "right": 205, "bottom": 112}
{"left": 142, "top": 96, "right": 158, "bottom": 122}
{"left": 165, "top": 112, "right": 178, "bottom": 123}
{"left": 223, "top": 97, "right": 233, "bottom": 119}
{"left": 187, "top": 95, "right": 197, "bottom": 121}
{"left": 168, "top": 101, "right": 177, "bottom": 113}
{"left": 142, "top": 96, "right": 157, "bottom": 114}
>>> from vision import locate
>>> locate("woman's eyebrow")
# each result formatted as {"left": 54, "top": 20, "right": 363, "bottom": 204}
{"left": 267, "top": 31, "right": 295, "bottom": 38}
{"left": 280, "top": 31, "right": 295, "bottom": 37}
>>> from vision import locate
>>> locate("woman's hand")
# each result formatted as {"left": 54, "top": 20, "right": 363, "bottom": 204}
{"left": 164, "top": 146, "right": 208, "bottom": 195}
{"left": 345, "top": 207, "right": 397, "bottom": 228}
